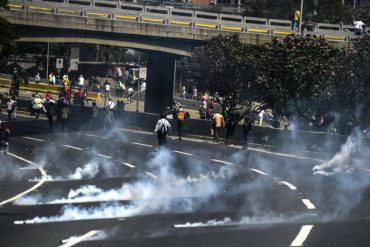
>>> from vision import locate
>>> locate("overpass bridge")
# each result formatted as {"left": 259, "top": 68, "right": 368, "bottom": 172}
{"left": 1, "top": 0, "right": 355, "bottom": 113}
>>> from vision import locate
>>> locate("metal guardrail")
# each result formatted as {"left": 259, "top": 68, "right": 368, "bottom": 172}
{"left": 6, "top": 0, "right": 356, "bottom": 41}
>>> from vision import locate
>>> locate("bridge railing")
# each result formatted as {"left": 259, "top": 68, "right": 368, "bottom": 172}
{"left": 7, "top": 0, "right": 357, "bottom": 42}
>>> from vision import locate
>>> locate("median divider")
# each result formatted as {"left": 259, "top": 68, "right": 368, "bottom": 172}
{"left": 0, "top": 78, "right": 101, "bottom": 102}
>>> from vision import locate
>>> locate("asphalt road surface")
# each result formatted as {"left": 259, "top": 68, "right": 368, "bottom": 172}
{"left": 1, "top": 113, "right": 370, "bottom": 247}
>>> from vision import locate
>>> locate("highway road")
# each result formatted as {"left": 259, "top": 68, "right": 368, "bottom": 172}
{"left": 1, "top": 113, "right": 370, "bottom": 247}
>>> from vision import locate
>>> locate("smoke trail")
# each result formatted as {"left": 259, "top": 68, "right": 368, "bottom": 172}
{"left": 14, "top": 202, "right": 144, "bottom": 224}
{"left": 174, "top": 213, "right": 312, "bottom": 228}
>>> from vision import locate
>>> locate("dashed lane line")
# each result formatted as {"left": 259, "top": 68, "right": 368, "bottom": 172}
{"left": 211, "top": 159, "right": 234, "bottom": 165}
{"left": 249, "top": 168, "right": 270, "bottom": 176}
{"left": 290, "top": 225, "right": 314, "bottom": 246}
{"left": 59, "top": 230, "right": 101, "bottom": 247}
{"left": 23, "top": 136, "right": 45, "bottom": 142}
{"left": 145, "top": 172, "right": 158, "bottom": 179}
{"left": 173, "top": 150, "right": 193, "bottom": 156}
{"left": 130, "top": 142, "right": 153, "bottom": 148}
{"left": 97, "top": 153, "right": 112, "bottom": 159}
{"left": 279, "top": 181, "right": 298, "bottom": 190}
{"left": 62, "top": 145, "right": 84, "bottom": 151}
{"left": 85, "top": 134, "right": 100, "bottom": 138}
{"left": 301, "top": 199, "right": 316, "bottom": 210}
{"left": 122, "top": 162, "right": 136, "bottom": 168}
{"left": 248, "top": 147, "right": 325, "bottom": 162}
{"left": 0, "top": 153, "right": 47, "bottom": 207}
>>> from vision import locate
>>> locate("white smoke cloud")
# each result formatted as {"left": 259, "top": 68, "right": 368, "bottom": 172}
{"left": 312, "top": 131, "right": 365, "bottom": 176}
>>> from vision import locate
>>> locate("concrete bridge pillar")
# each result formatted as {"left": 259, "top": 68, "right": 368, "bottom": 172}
{"left": 144, "top": 52, "right": 177, "bottom": 114}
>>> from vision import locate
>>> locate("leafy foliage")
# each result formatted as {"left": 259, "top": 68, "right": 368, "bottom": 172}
{"left": 185, "top": 35, "right": 259, "bottom": 109}
{"left": 186, "top": 34, "right": 370, "bottom": 133}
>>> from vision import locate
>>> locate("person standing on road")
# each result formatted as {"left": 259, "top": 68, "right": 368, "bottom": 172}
{"left": 45, "top": 98, "right": 56, "bottom": 131}
{"left": 177, "top": 107, "right": 185, "bottom": 140}
{"left": 32, "top": 95, "right": 44, "bottom": 119}
{"left": 104, "top": 80, "right": 110, "bottom": 99}
{"left": 242, "top": 114, "right": 253, "bottom": 150}
{"left": 61, "top": 103, "right": 70, "bottom": 131}
{"left": 6, "top": 97, "right": 15, "bottom": 122}
{"left": 127, "top": 87, "right": 134, "bottom": 104}
{"left": 212, "top": 109, "right": 224, "bottom": 143}
{"left": 154, "top": 114, "right": 171, "bottom": 146}
{"left": 0, "top": 121, "right": 10, "bottom": 155}
{"left": 10, "top": 95, "right": 17, "bottom": 121}
{"left": 91, "top": 102, "right": 99, "bottom": 129}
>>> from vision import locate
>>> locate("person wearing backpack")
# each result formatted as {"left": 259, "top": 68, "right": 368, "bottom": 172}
{"left": 154, "top": 114, "right": 171, "bottom": 146}
{"left": 177, "top": 107, "right": 185, "bottom": 140}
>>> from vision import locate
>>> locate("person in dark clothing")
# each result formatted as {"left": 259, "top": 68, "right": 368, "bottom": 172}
{"left": 225, "top": 113, "right": 237, "bottom": 145}
{"left": 242, "top": 114, "right": 253, "bottom": 150}
{"left": 45, "top": 99, "right": 56, "bottom": 131}
{"left": 56, "top": 97, "right": 64, "bottom": 126}
{"left": 177, "top": 107, "right": 185, "bottom": 140}
{"left": 0, "top": 122, "right": 10, "bottom": 155}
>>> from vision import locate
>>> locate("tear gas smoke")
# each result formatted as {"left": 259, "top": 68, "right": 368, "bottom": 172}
{"left": 312, "top": 131, "right": 367, "bottom": 176}
{"left": 174, "top": 213, "right": 312, "bottom": 228}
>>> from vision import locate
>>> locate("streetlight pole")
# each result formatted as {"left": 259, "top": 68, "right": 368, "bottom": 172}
{"left": 136, "top": 53, "right": 141, "bottom": 112}
{"left": 298, "top": 0, "right": 304, "bottom": 34}
{"left": 46, "top": 42, "right": 50, "bottom": 79}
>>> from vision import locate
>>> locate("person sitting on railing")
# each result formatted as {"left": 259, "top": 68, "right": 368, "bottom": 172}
{"left": 302, "top": 18, "right": 315, "bottom": 32}
{"left": 354, "top": 19, "right": 365, "bottom": 35}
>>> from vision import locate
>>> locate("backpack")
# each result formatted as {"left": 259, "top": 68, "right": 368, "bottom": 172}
{"left": 11, "top": 100, "right": 17, "bottom": 110}
{"left": 177, "top": 111, "right": 185, "bottom": 121}
{"left": 159, "top": 120, "right": 167, "bottom": 134}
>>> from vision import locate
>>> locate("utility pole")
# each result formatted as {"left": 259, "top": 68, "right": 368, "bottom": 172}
{"left": 298, "top": 0, "right": 304, "bottom": 34}
{"left": 46, "top": 42, "right": 50, "bottom": 79}
{"left": 136, "top": 53, "right": 141, "bottom": 112}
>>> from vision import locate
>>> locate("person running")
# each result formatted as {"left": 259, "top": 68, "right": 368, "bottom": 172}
{"left": 154, "top": 114, "right": 171, "bottom": 146}
{"left": 0, "top": 121, "right": 10, "bottom": 155}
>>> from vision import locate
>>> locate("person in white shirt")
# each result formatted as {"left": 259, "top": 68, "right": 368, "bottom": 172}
{"left": 78, "top": 75, "right": 84, "bottom": 87}
{"left": 35, "top": 73, "right": 40, "bottom": 83}
{"left": 154, "top": 114, "right": 171, "bottom": 146}
{"left": 127, "top": 87, "right": 134, "bottom": 103}
{"left": 354, "top": 19, "right": 365, "bottom": 35}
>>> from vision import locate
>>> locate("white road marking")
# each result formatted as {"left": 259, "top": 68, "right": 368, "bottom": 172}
{"left": 85, "top": 134, "right": 99, "bottom": 138}
{"left": 121, "top": 127, "right": 326, "bottom": 162}
{"left": 59, "top": 230, "right": 101, "bottom": 247}
{"left": 249, "top": 168, "right": 269, "bottom": 176}
{"left": 19, "top": 166, "right": 38, "bottom": 170}
{"left": 290, "top": 225, "right": 314, "bottom": 246}
{"left": 211, "top": 159, "right": 233, "bottom": 165}
{"left": 130, "top": 142, "right": 152, "bottom": 148}
{"left": 120, "top": 128, "right": 153, "bottom": 135}
{"left": 62, "top": 145, "right": 83, "bottom": 151}
{"left": 301, "top": 199, "right": 316, "bottom": 210}
{"left": 173, "top": 150, "right": 193, "bottom": 156}
{"left": 279, "top": 181, "right": 298, "bottom": 190}
{"left": 145, "top": 172, "right": 158, "bottom": 179}
{"left": 248, "top": 147, "right": 325, "bottom": 162}
{"left": 122, "top": 162, "right": 136, "bottom": 168}
{"left": 23, "top": 136, "right": 44, "bottom": 142}
{"left": 0, "top": 153, "right": 47, "bottom": 207}
{"left": 97, "top": 154, "right": 112, "bottom": 159}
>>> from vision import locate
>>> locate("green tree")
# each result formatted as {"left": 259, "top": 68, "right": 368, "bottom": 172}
{"left": 185, "top": 35, "right": 258, "bottom": 111}
{"left": 256, "top": 36, "right": 341, "bottom": 128}
{"left": 0, "top": 0, "right": 18, "bottom": 58}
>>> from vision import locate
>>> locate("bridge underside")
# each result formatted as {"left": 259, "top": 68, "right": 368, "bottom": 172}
{"left": 15, "top": 25, "right": 198, "bottom": 56}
